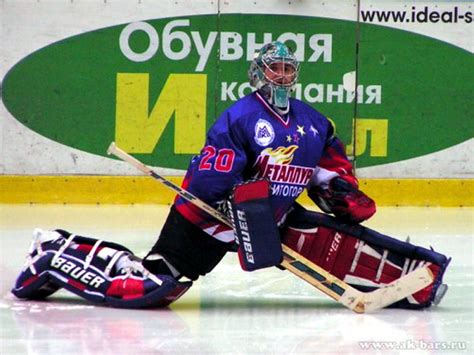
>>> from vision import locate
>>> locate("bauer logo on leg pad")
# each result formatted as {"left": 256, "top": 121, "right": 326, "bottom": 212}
{"left": 51, "top": 256, "right": 106, "bottom": 288}
{"left": 229, "top": 179, "right": 282, "bottom": 271}
{"left": 236, "top": 209, "right": 254, "bottom": 264}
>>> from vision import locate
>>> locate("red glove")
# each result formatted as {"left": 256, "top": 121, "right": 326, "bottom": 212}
{"left": 308, "top": 177, "right": 376, "bottom": 223}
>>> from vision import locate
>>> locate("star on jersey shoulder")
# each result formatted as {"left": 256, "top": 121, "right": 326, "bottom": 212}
{"left": 309, "top": 125, "right": 319, "bottom": 137}
{"left": 296, "top": 125, "right": 306, "bottom": 136}
{"left": 286, "top": 135, "right": 292, "bottom": 143}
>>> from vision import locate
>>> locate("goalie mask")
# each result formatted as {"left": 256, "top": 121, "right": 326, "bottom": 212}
{"left": 248, "top": 41, "right": 300, "bottom": 108}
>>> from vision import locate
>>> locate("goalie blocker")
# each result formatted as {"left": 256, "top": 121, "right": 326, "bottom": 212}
{"left": 282, "top": 206, "right": 450, "bottom": 309}
{"left": 227, "top": 179, "right": 283, "bottom": 271}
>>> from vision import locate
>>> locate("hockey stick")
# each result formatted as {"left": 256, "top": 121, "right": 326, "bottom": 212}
{"left": 107, "top": 142, "right": 434, "bottom": 313}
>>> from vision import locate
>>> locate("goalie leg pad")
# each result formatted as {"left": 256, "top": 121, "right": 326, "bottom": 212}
{"left": 11, "top": 230, "right": 63, "bottom": 300}
{"left": 228, "top": 179, "right": 283, "bottom": 271}
{"left": 12, "top": 229, "right": 65, "bottom": 300}
{"left": 284, "top": 207, "right": 450, "bottom": 309}
{"left": 12, "top": 229, "right": 192, "bottom": 308}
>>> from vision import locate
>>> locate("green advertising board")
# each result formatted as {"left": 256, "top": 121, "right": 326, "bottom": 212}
{"left": 2, "top": 14, "right": 473, "bottom": 170}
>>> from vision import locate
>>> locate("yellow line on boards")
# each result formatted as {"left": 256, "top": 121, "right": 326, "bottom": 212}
{"left": 0, "top": 176, "right": 472, "bottom": 207}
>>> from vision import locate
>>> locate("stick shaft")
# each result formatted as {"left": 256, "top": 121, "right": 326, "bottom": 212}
{"left": 107, "top": 143, "right": 230, "bottom": 224}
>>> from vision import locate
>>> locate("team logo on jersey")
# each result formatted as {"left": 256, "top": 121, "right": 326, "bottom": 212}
{"left": 254, "top": 119, "right": 275, "bottom": 147}
{"left": 251, "top": 145, "right": 314, "bottom": 198}
{"left": 262, "top": 145, "right": 298, "bottom": 165}
{"left": 252, "top": 145, "right": 314, "bottom": 186}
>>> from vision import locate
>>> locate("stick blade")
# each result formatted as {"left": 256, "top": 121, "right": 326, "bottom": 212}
{"left": 363, "top": 266, "right": 434, "bottom": 313}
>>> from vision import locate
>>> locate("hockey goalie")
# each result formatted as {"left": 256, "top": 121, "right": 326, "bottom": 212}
{"left": 12, "top": 41, "right": 450, "bottom": 309}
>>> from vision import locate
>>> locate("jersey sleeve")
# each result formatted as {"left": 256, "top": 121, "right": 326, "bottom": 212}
{"left": 174, "top": 111, "right": 248, "bottom": 242}
{"left": 317, "top": 120, "right": 358, "bottom": 188}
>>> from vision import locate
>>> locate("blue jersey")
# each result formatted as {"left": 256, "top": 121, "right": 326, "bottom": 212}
{"left": 175, "top": 91, "right": 355, "bottom": 242}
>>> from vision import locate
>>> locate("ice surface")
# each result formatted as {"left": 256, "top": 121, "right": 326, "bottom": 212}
{"left": 1, "top": 204, "right": 472, "bottom": 354}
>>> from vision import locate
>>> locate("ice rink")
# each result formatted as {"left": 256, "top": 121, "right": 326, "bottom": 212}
{"left": 1, "top": 204, "right": 472, "bottom": 354}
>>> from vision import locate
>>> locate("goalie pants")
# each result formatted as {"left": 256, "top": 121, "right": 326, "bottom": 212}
{"left": 146, "top": 206, "right": 233, "bottom": 281}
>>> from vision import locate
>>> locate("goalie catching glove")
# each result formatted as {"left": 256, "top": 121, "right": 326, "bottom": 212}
{"left": 308, "top": 176, "right": 376, "bottom": 223}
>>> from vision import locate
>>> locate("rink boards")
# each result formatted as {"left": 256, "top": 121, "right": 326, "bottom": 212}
{"left": 1, "top": 175, "right": 472, "bottom": 207}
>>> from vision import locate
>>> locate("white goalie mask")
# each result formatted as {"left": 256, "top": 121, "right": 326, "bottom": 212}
{"left": 248, "top": 41, "right": 300, "bottom": 108}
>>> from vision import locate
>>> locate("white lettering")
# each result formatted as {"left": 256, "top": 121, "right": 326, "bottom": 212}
{"left": 345, "top": 85, "right": 364, "bottom": 104}
{"left": 237, "top": 210, "right": 246, "bottom": 222}
{"left": 236, "top": 209, "right": 254, "bottom": 264}
{"left": 51, "top": 257, "right": 66, "bottom": 268}
{"left": 191, "top": 31, "right": 218, "bottom": 72}
{"left": 241, "top": 231, "right": 250, "bottom": 242}
{"left": 90, "top": 276, "right": 106, "bottom": 288}
{"left": 62, "top": 261, "right": 76, "bottom": 273}
{"left": 365, "top": 85, "right": 382, "bottom": 104}
{"left": 277, "top": 33, "right": 305, "bottom": 62}
{"left": 239, "top": 219, "right": 248, "bottom": 232}
{"left": 70, "top": 267, "right": 86, "bottom": 279}
{"left": 119, "top": 19, "right": 336, "bottom": 67}
{"left": 326, "top": 84, "right": 345, "bottom": 103}
{"left": 326, "top": 232, "right": 342, "bottom": 262}
{"left": 80, "top": 271, "right": 94, "bottom": 284}
{"left": 220, "top": 32, "right": 243, "bottom": 60}
{"left": 162, "top": 19, "right": 191, "bottom": 60}
{"left": 308, "top": 34, "right": 332, "bottom": 62}
{"left": 293, "top": 83, "right": 302, "bottom": 100}
{"left": 247, "top": 33, "right": 273, "bottom": 60}
{"left": 221, "top": 81, "right": 382, "bottom": 105}
{"left": 238, "top": 83, "right": 254, "bottom": 98}
{"left": 246, "top": 253, "right": 255, "bottom": 263}
{"left": 244, "top": 242, "right": 252, "bottom": 253}
{"left": 221, "top": 82, "right": 238, "bottom": 101}
{"left": 304, "top": 83, "right": 324, "bottom": 103}
{"left": 119, "top": 22, "right": 159, "bottom": 62}
{"left": 51, "top": 257, "right": 106, "bottom": 289}
{"left": 271, "top": 184, "right": 303, "bottom": 197}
